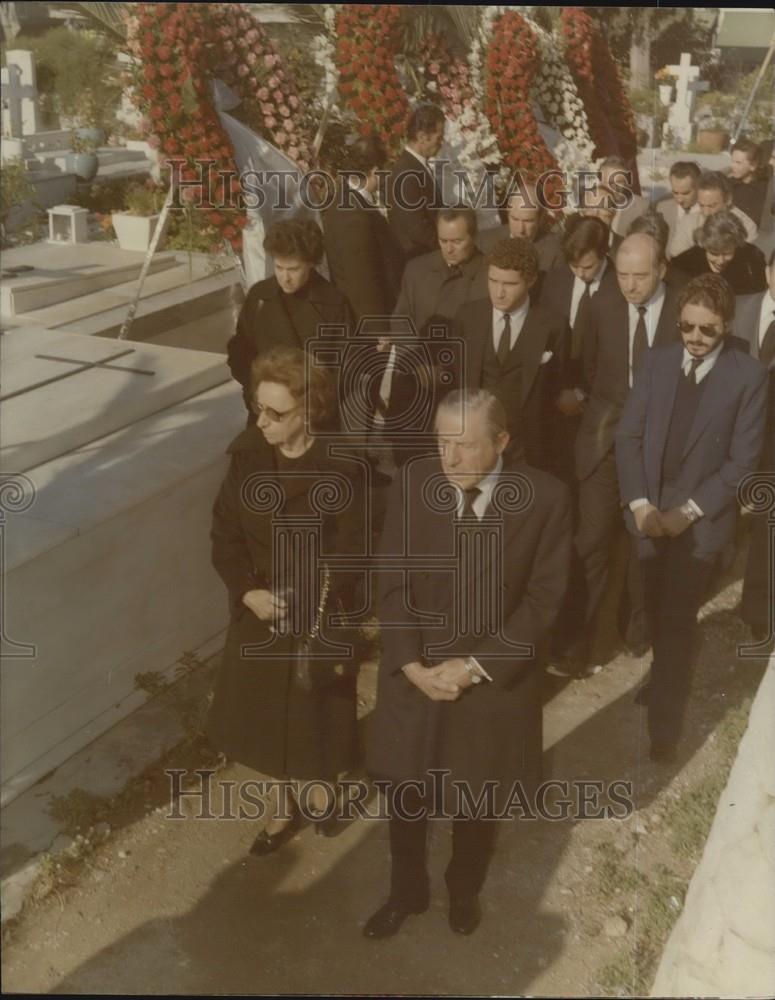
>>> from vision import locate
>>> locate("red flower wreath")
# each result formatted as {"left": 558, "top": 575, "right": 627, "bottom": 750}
{"left": 483, "top": 10, "right": 561, "bottom": 199}
{"left": 334, "top": 5, "right": 409, "bottom": 152}
{"left": 418, "top": 32, "right": 474, "bottom": 119}
{"left": 560, "top": 8, "right": 638, "bottom": 174}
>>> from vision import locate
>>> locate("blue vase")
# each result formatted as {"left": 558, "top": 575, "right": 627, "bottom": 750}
{"left": 66, "top": 152, "right": 99, "bottom": 181}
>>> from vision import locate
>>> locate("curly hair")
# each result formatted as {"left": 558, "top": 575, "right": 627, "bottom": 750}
{"left": 263, "top": 218, "right": 324, "bottom": 265}
{"left": 696, "top": 210, "right": 747, "bottom": 254}
{"left": 677, "top": 273, "right": 736, "bottom": 326}
{"left": 249, "top": 346, "right": 337, "bottom": 432}
{"left": 486, "top": 237, "right": 539, "bottom": 279}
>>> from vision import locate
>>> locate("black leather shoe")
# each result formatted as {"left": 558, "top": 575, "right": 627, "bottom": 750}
{"left": 649, "top": 740, "right": 677, "bottom": 764}
{"left": 449, "top": 896, "right": 481, "bottom": 935}
{"left": 363, "top": 899, "right": 428, "bottom": 939}
{"left": 249, "top": 807, "right": 300, "bottom": 857}
{"left": 625, "top": 639, "right": 651, "bottom": 658}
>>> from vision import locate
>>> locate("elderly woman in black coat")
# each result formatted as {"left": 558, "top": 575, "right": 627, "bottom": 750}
{"left": 209, "top": 346, "right": 366, "bottom": 855}
{"left": 227, "top": 218, "right": 353, "bottom": 419}
{"left": 672, "top": 210, "right": 767, "bottom": 295}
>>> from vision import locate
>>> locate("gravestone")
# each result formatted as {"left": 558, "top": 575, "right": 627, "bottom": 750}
{"left": 0, "top": 49, "right": 40, "bottom": 138}
{"left": 666, "top": 53, "right": 709, "bottom": 146}
{"left": 1, "top": 328, "right": 244, "bottom": 803}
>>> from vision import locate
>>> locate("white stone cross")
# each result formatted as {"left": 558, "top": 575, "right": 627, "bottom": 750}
{"left": 0, "top": 50, "right": 41, "bottom": 138}
{"left": 666, "top": 52, "right": 708, "bottom": 145}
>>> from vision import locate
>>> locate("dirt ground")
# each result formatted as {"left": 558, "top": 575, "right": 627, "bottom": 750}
{"left": 1, "top": 547, "right": 769, "bottom": 997}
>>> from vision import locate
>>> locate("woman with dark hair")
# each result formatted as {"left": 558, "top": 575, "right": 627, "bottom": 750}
{"left": 209, "top": 346, "right": 366, "bottom": 854}
{"left": 227, "top": 218, "right": 352, "bottom": 419}
{"left": 672, "top": 210, "right": 767, "bottom": 295}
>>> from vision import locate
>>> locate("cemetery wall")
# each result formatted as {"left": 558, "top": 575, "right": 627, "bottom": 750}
{"left": 650, "top": 656, "right": 775, "bottom": 997}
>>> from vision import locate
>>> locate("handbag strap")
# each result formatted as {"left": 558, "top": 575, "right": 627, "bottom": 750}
{"left": 309, "top": 564, "right": 330, "bottom": 639}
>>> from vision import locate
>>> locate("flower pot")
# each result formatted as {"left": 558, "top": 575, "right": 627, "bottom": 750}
{"left": 66, "top": 151, "right": 99, "bottom": 182}
{"left": 658, "top": 84, "right": 673, "bottom": 107}
{"left": 75, "top": 126, "right": 105, "bottom": 147}
{"left": 111, "top": 212, "right": 168, "bottom": 253}
{"left": 697, "top": 128, "right": 729, "bottom": 154}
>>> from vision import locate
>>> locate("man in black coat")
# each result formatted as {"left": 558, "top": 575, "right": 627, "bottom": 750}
{"left": 381, "top": 208, "right": 489, "bottom": 469}
{"left": 322, "top": 134, "right": 404, "bottom": 325}
{"left": 478, "top": 181, "right": 563, "bottom": 297}
{"left": 451, "top": 237, "right": 567, "bottom": 471}
{"left": 539, "top": 214, "right": 618, "bottom": 486}
{"left": 387, "top": 103, "right": 446, "bottom": 262}
{"left": 568, "top": 234, "right": 683, "bottom": 674}
{"left": 365, "top": 389, "right": 571, "bottom": 939}
{"left": 736, "top": 251, "right": 775, "bottom": 640}
{"left": 616, "top": 274, "right": 767, "bottom": 760}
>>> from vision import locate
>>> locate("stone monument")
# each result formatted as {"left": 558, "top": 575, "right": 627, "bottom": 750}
{"left": 665, "top": 52, "right": 709, "bottom": 147}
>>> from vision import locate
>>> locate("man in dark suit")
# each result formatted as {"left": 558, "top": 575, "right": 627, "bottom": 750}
{"left": 478, "top": 181, "right": 563, "bottom": 280}
{"left": 568, "top": 234, "right": 683, "bottom": 674}
{"left": 382, "top": 208, "right": 489, "bottom": 468}
{"left": 539, "top": 214, "right": 617, "bottom": 485}
{"left": 451, "top": 237, "right": 566, "bottom": 471}
{"left": 736, "top": 251, "right": 775, "bottom": 639}
{"left": 616, "top": 274, "right": 767, "bottom": 760}
{"left": 387, "top": 103, "right": 446, "bottom": 262}
{"left": 365, "top": 389, "right": 571, "bottom": 938}
{"left": 322, "top": 134, "right": 404, "bottom": 324}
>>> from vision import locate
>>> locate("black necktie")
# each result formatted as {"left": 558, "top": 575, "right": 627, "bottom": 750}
{"left": 497, "top": 314, "right": 511, "bottom": 366}
{"left": 632, "top": 305, "right": 648, "bottom": 376}
{"left": 760, "top": 312, "right": 775, "bottom": 368}
{"left": 460, "top": 486, "right": 481, "bottom": 521}
{"left": 571, "top": 280, "right": 593, "bottom": 358}
{"left": 686, "top": 357, "right": 702, "bottom": 385}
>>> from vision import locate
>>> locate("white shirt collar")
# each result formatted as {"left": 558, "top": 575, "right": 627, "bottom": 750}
{"left": 495, "top": 297, "right": 530, "bottom": 323}
{"left": 346, "top": 177, "right": 375, "bottom": 205}
{"left": 628, "top": 282, "right": 666, "bottom": 327}
{"left": 574, "top": 257, "right": 607, "bottom": 292}
{"left": 405, "top": 145, "right": 429, "bottom": 171}
{"left": 681, "top": 340, "right": 724, "bottom": 382}
{"left": 456, "top": 456, "right": 504, "bottom": 520}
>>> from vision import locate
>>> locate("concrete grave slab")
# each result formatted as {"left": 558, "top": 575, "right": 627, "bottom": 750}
{"left": 0, "top": 328, "right": 232, "bottom": 472}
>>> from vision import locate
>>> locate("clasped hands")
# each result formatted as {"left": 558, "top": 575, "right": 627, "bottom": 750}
{"left": 401, "top": 659, "right": 475, "bottom": 701}
{"left": 633, "top": 503, "right": 692, "bottom": 539}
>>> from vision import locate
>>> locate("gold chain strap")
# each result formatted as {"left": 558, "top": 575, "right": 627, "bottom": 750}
{"left": 309, "top": 565, "right": 330, "bottom": 640}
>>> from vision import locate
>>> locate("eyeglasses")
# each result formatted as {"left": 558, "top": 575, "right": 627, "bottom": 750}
{"left": 252, "top": 402, "right": 301, "bottom": 423}
{"left": 677, "top": 320, "right": 724, "bottom": 336}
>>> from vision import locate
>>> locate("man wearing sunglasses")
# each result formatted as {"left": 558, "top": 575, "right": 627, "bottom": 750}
{"left": 616, "top": 274, "right": 768, "bottom": 763}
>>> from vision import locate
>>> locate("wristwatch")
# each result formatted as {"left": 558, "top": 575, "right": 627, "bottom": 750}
{"left": 679, "top": 502, "right": 699, "bottom": 523}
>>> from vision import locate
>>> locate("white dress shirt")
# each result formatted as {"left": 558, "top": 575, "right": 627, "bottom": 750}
{"left": 758, "top": 291, "right": 775, "bottom": 350}
{"left": 627, "top": 283, "right": 666, "bottom": 386}
{"left": 569, "top": 258, "right": 607, "bottom": 327}
{"left": 492, "top": 298, "right": 530, "bottom": 355}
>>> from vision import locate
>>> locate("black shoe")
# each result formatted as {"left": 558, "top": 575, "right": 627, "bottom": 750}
{"left": 363, "top": 899, "right": 429, "bottom": 939}
{"left": 634, "top": 683, "right": 650, "bottom": 706}
{"left": 449, "top": 896, "right": 481, "bottom": 935}
{"left": 649, "top": 740, "right": 677, "bottom": 764}
{"left": 249, "top": 806, "right": 300, "bottom": 857}
{"left": 309, "top": 810, "right": 339, "bottom": 837}
{"left": 624, "top": 639, "right": 651, "bottom": 658}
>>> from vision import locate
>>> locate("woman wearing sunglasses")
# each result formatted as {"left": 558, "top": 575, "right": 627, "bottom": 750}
{"left": 209, "top": 346, "right": 366, "bottom": 854}
{"left": 672, "top": 209, "right": 767, "bottom": 295}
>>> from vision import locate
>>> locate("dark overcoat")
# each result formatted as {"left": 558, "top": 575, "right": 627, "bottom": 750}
{"left": 367, "top": 457, "right": 572, "bottom": 812}
{"left": 226, "top": 270, "right": 352, "bottom": 410}
{"left": 208, "top": 427, "right": 366, "bottom": 780}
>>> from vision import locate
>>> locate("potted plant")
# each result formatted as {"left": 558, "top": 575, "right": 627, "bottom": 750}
{"left": 66, "top": 132, "right": 100, "bottom": 182}
{"left": 654, "top": 68, "right": 676, "bottom": 107}
{"left": 695, "top": 95, "right": 733, "bottom": 153}
{"left": 110, "top": 180, "right": 168, "bottom": 253}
